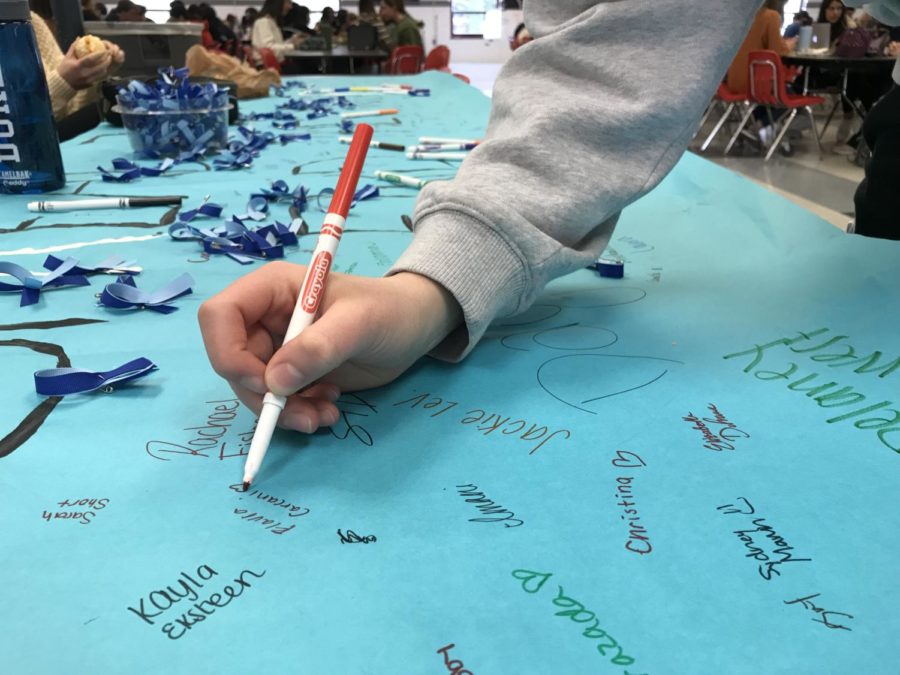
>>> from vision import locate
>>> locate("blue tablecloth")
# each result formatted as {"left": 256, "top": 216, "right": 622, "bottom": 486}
{"left": 1, "top": 71, "right": 899, "bottom": 674}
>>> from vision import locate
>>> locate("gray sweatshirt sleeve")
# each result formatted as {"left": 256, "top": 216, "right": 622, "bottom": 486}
{"left": 388, "top": 0, "right": 761, "bottom": 361}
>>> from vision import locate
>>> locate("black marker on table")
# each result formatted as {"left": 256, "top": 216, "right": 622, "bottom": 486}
{"left": 27, "top": 196, "right": 183, "bottom": 212}
{"left": 338, "top": 135, "right": 405, "bottom": 152}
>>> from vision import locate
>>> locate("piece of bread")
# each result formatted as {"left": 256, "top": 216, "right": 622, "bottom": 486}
{"left": 73, "top": 35, "right": 107, "bottom": 58}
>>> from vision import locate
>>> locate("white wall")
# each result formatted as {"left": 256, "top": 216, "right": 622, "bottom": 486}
{"left": 410, "top": 5, "right": 521, "bottom": 63}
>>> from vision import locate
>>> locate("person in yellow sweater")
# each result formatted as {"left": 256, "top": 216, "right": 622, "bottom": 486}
{"left": 31, "top": 11, "right": 124, "bottom": 120}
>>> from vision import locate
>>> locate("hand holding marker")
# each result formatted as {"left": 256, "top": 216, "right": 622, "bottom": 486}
{"left": 241, "top": 123, "right": 374, "bottom": 490}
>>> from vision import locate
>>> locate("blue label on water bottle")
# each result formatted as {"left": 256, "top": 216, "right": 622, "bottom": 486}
{"left": 0, "top": 20, "right": 65, "bottom": 194}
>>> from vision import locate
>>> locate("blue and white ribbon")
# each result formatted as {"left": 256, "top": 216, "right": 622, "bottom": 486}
{"left": 169, "top": 218, "right": 304, "bottom": 264}
{"left": 99, "top": 273, "right": 194, "bottom": 314}
{"left": 44, "top": 254, "right": 138, "bottom": 277}
{"left": 34, "top": 357, "right": 158, "bottom": 396}
{"left": 0, "top": 259, "right": 89, "bottom": 306}
{"left": 316, "top": 184, "right": 379, "bottom": 212}
{"left": 179, "top": 198, "right": 224, "bottom": 222}
{"left": 252, "top": 181, "right": 309, "bottom": 212}
{"left": 116, "top": 67, "right": 228, "bottom": 113}
{"left": 99, "top": 157, "right": 174, "bottom": 182}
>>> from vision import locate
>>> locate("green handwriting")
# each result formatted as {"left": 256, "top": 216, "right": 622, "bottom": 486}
{"left": 512, "top": 569, "right": 639, "bottom": 671}
{"left": 724, "top": 330, "right": 899, "bottom": 454}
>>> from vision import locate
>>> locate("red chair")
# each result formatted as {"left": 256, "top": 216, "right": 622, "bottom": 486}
{"left": 423, "top": 45, "right": 450, "bottom": 72}
{"left": 386, "top": 45, "right": 423, "bottom": 75}
{"left": 696, "top": 83, "right": 750, "bottom": 152}
{"left": 258, "top": 47, "right": 282, "bottom": 74}
{"left": 724, "top": 50, "right": 824, "bottom": 161}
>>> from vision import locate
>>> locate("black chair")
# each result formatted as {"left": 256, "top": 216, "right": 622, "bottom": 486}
{"left": 56, "top": 102, "right": 102, "bottom": 142}
{"left": 347, "top": 23, "right": 378, "bottom": 51}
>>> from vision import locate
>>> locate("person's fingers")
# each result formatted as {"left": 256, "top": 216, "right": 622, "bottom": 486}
{"left": 229, "top": 381, "right": 339, "bottom": 432}
{"left": 102, "top": 40, "right": 122, "bottom": 57}
{"left": 302, "top": 381, "right": 342, "bottom": 402}
{"left": 79, "top": 50, "right": 110, "bottom": 67}
{"left": 198, "top": 262, "right": 299, "bottom": 387}
{"left": 199, "top": 303, "right": 269, "bottom": 390}
{"left": 265, "top": 300, "right": 373, "bottom": 396}
{"left": 228, "top": 380, "right": 264, "bottom": 416}
{"left": 280, "top": 394, "right": 340, "bottom": 432}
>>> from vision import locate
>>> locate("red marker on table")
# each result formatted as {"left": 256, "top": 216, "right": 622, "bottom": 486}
{"left": 241, "top": 123, "right": 374, "bottom": 490}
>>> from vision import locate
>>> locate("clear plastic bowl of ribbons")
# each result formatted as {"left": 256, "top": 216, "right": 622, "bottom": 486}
{"left": 113, "top": 69, "right": 233, "bottom": 158}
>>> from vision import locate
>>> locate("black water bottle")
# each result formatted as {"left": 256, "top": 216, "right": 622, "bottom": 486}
{"left": 0, "top": 0, "right": 66, "bottom": 193}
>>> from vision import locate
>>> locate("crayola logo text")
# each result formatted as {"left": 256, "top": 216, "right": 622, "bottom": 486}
{"left": 301, "top": 251, "right": 332, "bottom": 312}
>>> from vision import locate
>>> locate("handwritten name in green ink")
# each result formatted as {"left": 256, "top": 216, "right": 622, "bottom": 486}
{"left": 511, "top": 569, "right": 641, "bottom": 672}
{"left": 723, "top": 328, "right": 900, "bottom": 454}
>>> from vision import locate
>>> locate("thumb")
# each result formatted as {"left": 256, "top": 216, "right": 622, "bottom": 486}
{"left": 264, "top": 305, "right": 365, "bottom": 396}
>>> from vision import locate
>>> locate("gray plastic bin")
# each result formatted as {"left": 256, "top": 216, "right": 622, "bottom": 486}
{"left": 83, "top": 21, "right": 202, "bottom": 76}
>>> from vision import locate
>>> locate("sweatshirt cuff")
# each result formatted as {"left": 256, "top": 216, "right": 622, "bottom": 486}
{"left": 388, "top": 206, "right": 528, "bottom": 362}
{"left": 894, "top": 56, "right": 899, "bottom": 86}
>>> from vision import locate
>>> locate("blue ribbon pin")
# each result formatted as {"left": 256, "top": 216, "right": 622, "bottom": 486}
{"left": 99, "top": 273, "right": 194, "bottom": 313}
{"left": 0, "top": 259, "right": 89, "bottom": 306}
{"left": 34, "top": 357, "right": 158, "bottom": 396}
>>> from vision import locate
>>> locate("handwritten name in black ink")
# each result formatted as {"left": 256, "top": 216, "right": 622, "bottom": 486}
{"left": 228, "top": 483, "right": 309, "bottom": 535}
{"left": 455, "top": 483, "right": 523, "bottom": 528}
{"left": 145, "top": 399, "right": 256, "bottom": 461}
{"left": 683, "top": 403, "right": 749, "bottom": 452}
{"left": 717, "top": 498, "right": 811, "bottom": 580}
{"left": 232, "top": 509, "right": 296, "bottom": 535}
{"left": 42, "top": 497, "right": 109, "bottom": 525}
{"left": 436, "top": 643, "right": 474, "bottom": 675}
{"left": 784, "top": 593, "right": 854, "bottom": 631}
{"left": 126, "top": 564, "right": 266, "bottom": 640}
{"left": 611, "top": 452, "right": 651, "bottom": 555}
{"left": 329, "top": 393, "right": 377, "bottom": 446}
{"left": 337, "top": 529, "right": 376, "bottom": 544}
{"left": 724, "top": 329, "right": 900, "bottom": 454}
{"left": 393, "top": 392, "right": 571, "bottom": 455}
{"left": 512, "top": 569, "right": 638, "bottom": 670}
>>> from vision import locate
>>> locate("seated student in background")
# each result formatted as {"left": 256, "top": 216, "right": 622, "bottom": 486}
{"left": 168, "top": 0, "right": 187, "bottom": 21}
{"left": 283, "top": 4, "right": 316, "bottom": 37}
{"left": 315, "top": 6, "right": 335, "bottom": 32}
{"left": 510, "top": 22, "right": 532, "bottom": 50}
{"left": 819, "top": 0, "right": 850, "bottom": 45}
{"left": 198, "top": 3, "right": 236, "bottom": 46}
{"left": 82, "top": 0, "right": 101, "bottom": 20}
{"left": 107, "top": 0, "right": 147, "bottom": 22}
{"left": 783, "top": 10, "right": 812, "bottom": 38}
{"left": 725, "top": 0, "right": 796, "bottom": 95}
{"left": 817, "top": 0, "right": 893, "bottom": 153}
{"left": 240, "top": 8, "right": 259, "bottom": 41}
{"left": 354, "top": 0, "right": 392, "bottom": 51}
{"left": 252, "top": 0, "right": 306, "bottom": 62}
{"left": 31, "top": 11, "right": 124, "bottom": 120}
{"left": 380, "top": 0, "right": 422, "bottom": 49}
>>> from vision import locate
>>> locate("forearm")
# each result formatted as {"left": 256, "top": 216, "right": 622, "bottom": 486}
{"left": 390, "top": 0, "right": 760, "bottom": 361}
